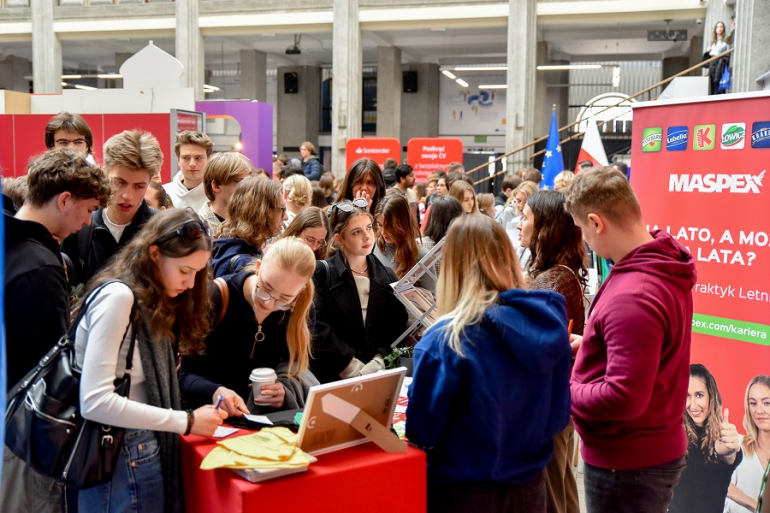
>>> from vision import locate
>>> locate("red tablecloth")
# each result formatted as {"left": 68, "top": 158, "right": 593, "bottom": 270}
{"left": 181, "top": 430, "right": 427, "bottom": 513}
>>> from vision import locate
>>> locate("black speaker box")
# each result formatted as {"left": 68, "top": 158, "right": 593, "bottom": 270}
{"left": 403, "top": 71, "right": 418, "bottom": 93}
{"left": 284, "top": 72, "right": 299, "bottom": 94}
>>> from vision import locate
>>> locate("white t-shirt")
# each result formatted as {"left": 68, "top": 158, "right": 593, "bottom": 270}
{"left": 102, "top": 210, "right": 131, "bottom": 243}
{"left": 75, "top": 282, "right": 187, "bottom": 434}
{"left": 724, "top": 436, "right": 766, "bottom": 513}
{"left": 163, "top": 170, "right": 207, "bottom": 212}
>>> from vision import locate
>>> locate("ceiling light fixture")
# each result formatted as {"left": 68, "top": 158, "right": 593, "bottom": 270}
{"left": 441, "top": 70, "right": 457, "bottom": 80}
{"left": 74, "top": 84, "right": 97, "bottom": 91}
{"left": 203, "top": 84, "right": 221, "bottom": 91}
{"left": 454, "top": 66, "right": 507, "bottom": 72}
{"left": 97, "top": 74, "right": 123, "bottom": 79}
{"left": 61, "top": 74, "right": 82, "bottom": 79}
{"left": 537, "top": 64, "right": 602, "bottom": 71}
{"left": 455, "top": 78, "right": 469, "bottom": 88}
{"left": 479, "top": 84, "right": 507, "bottom": 89}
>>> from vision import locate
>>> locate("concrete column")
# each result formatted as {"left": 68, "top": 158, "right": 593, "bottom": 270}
{"left": 31, "top": 0, "right": 61, "bottom": 94}
{"left": 534, "top": 42, "right": 568, "bottom": 139}
{"left": 331, "top": 0, "right": 362, "bottom": 176}
{"left": 689, "top": 36, "right": 704, "bottom": 76}
{"left": 505, "top": 0, "right": 536, "bottom": 169}
{"left": 176, "top": 0, "right": 205, "bottom": 101}
{"left": 400, "top": 63, "right": 439, "bottom": 147}
{"left": 376, "top": 46, "right": 401, "bottom": 140}
{"left": 240, "top": 49, "right": 267, "bottom": 102}
{"left": 0, "top": 55, "right": 32, "bottom": 93}
{"left": 276, "top": 66, "right": 321, "bottom": 157}
{"left": 733, "top": 0, "right": 770, "bottom": 92}
{"left": 662, "top": 56, "right": 691, "bottom": 81}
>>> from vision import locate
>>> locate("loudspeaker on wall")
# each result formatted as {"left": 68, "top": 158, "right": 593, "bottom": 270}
{"left": 403, "top": 71, "right": 418, "bottom": 93}
{"left": 284, "top": 72, "right": 299, "bottom": 94}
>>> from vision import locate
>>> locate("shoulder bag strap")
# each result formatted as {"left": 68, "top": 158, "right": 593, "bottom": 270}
{"left": 213, "top": 277, "right": 229, "bottom": 326}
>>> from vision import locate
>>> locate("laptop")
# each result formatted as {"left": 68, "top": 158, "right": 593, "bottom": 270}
{"left": 296, "top": 368, "right": 406, "bottom": 455}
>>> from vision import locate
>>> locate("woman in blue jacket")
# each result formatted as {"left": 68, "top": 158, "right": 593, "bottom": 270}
{"left": 406, "top": 214, "right": 572, "bottom": 513}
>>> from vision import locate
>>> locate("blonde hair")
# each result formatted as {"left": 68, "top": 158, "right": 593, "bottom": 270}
{"left": 505, "top": 180, "right": 539, "bottom": 207}
{"left": 434, "top": 215, "right": 525, "bottom": 356}
{"left": 742, "top": 375, "right": 770, "bottom": 457}
{"left": 259, "top": 237, "right": 316, "bottom": 375}
{"left": 103, "top": 129, "right": 163, "bottom": 178}
{"left": 217, "top": 177, "right": 283, "bottom": 246}
{"left": 300, "top": 141, "right": 316, "bottom": 155}
{"left": 449, "top": 181, "right": 479, "bottom": 214}
{"left": 283, "top": 174, "right": 312, "bottom": 208}
{"left": 564, "top": 168, "right": 641, "bottom": 228}
{"left": 476, "top": 193, "right": 494, "bottom": 214}
{"left": 553, "top": 170, "right": 575, "bottom": 192}
{"left": 203, "top": 152, "right": 255, "bottom": 201}
{"left": 174, "top": 130, "right": 214, "bottom": 158}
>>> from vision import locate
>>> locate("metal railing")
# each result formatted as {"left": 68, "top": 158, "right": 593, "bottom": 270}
{"left": 469, "top": 48, "right": 735, "bottom": 186}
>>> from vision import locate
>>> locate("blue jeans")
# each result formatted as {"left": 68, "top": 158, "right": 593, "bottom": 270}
{"left": 428, "top": 472, "right": 546, "bottom": 513}
{"left": 78, "top": 430, "right": 164, "bottom": 513}
{"left": 584, "top": 456, "right": 686, "bottom": 513}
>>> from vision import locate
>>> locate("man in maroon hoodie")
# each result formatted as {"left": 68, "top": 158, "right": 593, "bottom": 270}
{"left": 565, "top": 168, "right": 697, "bottom": 513}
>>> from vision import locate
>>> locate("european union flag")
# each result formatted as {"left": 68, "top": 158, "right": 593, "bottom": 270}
{"left": 541, "top": 109, "right": 564, "bottom": 189}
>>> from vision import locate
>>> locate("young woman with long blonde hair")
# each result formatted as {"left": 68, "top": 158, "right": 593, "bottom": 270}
{"left": 180, "top": 237, "right": 318, "bottom": 414}
{"left": 406, "top": 214, "right": 571, "bottom": 513}
{"left": 282, "top": 173, "right": 313, "bottom": 225}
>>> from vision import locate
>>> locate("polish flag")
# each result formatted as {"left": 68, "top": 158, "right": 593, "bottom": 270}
{"left": 576, "top": 117, "right": 609, "bottom": 170}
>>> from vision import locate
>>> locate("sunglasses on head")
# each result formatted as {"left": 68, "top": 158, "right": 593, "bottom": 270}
{"left": 328, "top": 198, "right": 368, "bottom": 215}
{"left": 156, "top": 218, "right": 210, "bottom": 246}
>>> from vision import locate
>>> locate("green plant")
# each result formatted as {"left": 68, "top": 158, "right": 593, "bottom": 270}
{"left": 384, "top": 346, "right": 414, "bottom": 369}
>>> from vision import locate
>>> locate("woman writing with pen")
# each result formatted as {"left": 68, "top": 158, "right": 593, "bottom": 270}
{"left": 518, "top": 190, "right": 587, "bottom": 513}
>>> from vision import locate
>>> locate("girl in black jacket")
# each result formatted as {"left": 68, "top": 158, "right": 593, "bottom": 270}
{"left": 311, "top": 199, "right": 408, "bottom": 383}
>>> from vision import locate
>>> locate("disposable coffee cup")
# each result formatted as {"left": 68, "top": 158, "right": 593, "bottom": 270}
{"left": 250, "top": 368, "right": 277, "bottom": 404}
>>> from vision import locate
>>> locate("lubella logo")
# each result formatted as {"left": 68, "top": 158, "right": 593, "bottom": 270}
{"left": 721, "top": 123, "right": 746, "bottom": 150}
{"left": 666, "top": 126, "right": 688, "bottom": 151}
{"left": 642, "top": 127, "right": 662, "bottom": 152}
{"left": 693, "top": 124, "right": 716, "bottom": 150}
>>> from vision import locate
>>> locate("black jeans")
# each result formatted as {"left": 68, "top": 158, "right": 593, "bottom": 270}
{"left": 584, "top": 456, "right": 686, "bottom": 513}
{"left": 428, "top": 472, "right": 546, "bottom": 513}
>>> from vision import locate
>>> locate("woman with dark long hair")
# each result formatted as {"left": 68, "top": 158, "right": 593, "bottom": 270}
{"left": 421, "top": 195, "right": 463, "bottom": 274}
{"left": 74, "top": 209, "right": 227, "bottom": 513}
{"left": 669, "top": 364, "right": 742, "bottom": 513}
{"left": 374, "top": 193, "right": 436, "bottom": 294}
{"left": 517, "top": 190, "right": 586, "bottom": 513}
{"left": 334, "top": 158, "right": 387, "bottom": 214}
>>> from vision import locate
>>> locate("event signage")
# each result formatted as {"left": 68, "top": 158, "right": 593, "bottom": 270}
{"left": 632, "top": 92, "right": 770, "bottom": 510}
{"left": 666, "top": 126, "right": 688, "bottom": 151}
{"left": 406, "top": 138, "right": 464, "bottom": 181}
{"left": 344, "top": 138, "right": 401, "bottom": 172}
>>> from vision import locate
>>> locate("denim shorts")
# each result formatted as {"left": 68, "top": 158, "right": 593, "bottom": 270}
{"left": 78, "top": 429, "right": 164, "bottom": 513}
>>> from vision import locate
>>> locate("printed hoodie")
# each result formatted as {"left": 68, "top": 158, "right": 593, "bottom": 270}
{"left": 571, "top": 230, "right": 697, "bottom": 470}
{"left": 211, "top": 237, "right": 262, "bottom": 278}
{"left": 406, "top": 288, "right": 572, "bottom": 485}
{"left": 163, "top": 170, "right": 207, "bottom": 212}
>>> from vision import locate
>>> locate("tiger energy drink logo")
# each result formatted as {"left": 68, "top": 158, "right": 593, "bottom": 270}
{"left": 721, "top": 123, "right": 746, "bottom": 150}
{"left": 666, "top": 126, "right": 688, "bottom": 151}
{"left": 642, "top": 127, "right": 662, "bottom": 152}
{"left": 751, "top": 122, "right": 770, "bottom": 148}
{"left": 693, "top": 124, "right": 716, "bottom": 150}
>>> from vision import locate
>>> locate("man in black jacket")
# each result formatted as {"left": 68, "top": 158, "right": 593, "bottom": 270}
{"left": 2, "top": 148, "right": 110, "bottom": 513}
{"left": 61, "top": 129, "right": 163, "bottom": 288}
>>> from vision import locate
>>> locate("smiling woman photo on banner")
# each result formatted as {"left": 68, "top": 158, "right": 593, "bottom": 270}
{"left": 669, "top": 364, "right": 742, "bottom": 513}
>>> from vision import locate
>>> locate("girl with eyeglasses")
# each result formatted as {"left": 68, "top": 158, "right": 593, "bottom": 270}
{"left": 279, "top": 206, "right": 330, "bottom": 260}
{"left": 212, "top": 176, "right": 288, "bottom": 277}
{"left": 406, "top": 215, "right": 571, "bottom": 513}
{"left": 179, "top": 237, "right": 318, "bottom": 416}
{"left": 334, "top": 158, "right": 387, "bottom": 214}
{"left": 311, "top": 199, "right": 408, "bottom": 383}
{"left": 374, "top": 193, "right": 437, "bottom": 295}
{"left": 74, "top": 209, "right": 227, "bottom": 513}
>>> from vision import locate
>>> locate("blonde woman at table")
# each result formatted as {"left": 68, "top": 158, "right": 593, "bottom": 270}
{"left": 74, "top": 209, "right": 227, "bottom": 513}
{"left": 406, "top": 214, "right": 571, "bottom": 513}
{"left": 725, "top": 375, "right": 770, "bottom": 513}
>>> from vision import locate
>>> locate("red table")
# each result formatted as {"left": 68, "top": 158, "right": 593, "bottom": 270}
{"left": 181, "top": 431, "right": 427, "bottom": 513}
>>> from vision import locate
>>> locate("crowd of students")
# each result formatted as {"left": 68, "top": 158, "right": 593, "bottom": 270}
{"left": 2, "top": 111, "right": 768, "bottom": 513}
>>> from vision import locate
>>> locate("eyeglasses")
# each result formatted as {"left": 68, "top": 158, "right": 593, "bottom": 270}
{"left": 254, "top": 278, "right": 295, "bottom": 310}
{"left": 55, "top": 139, "right": 87, "bottom": 147}
{"left": 303, "top": 236, "right": 327, "bottom": 251}
{"left": 156, "top": 218, "right": 210, "bottom": 246}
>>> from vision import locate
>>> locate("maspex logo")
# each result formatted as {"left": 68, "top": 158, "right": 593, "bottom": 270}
{"left": 669, "top": 170, "right": 765, "bottom": 193}
{"left": 721, "top": 123, "right": 746, "bottom": 150}
{"left": 666, "top": 126, "right": 688, "bottom": 151}
{"left": 642, "top": 127, "right": 662, "bottom": 152}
